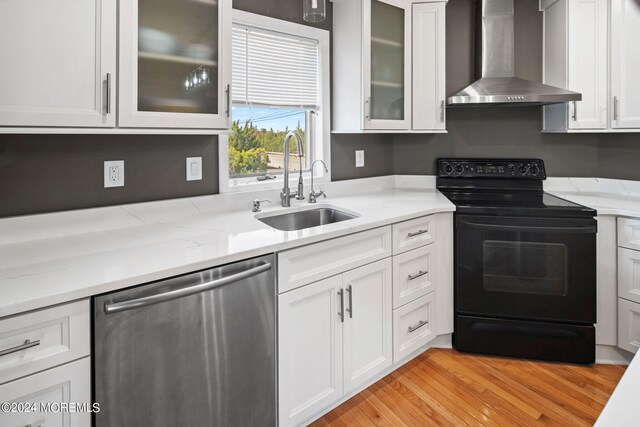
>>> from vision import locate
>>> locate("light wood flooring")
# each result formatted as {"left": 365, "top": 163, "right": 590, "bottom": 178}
{"left": 311, "top": 348, "right": 626, "bottom": 426}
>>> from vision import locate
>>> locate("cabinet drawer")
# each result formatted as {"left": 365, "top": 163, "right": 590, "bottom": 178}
{"left": 393, "top": 293, "right": 436, "bottom": 363}
{"left": 392, "top": 245, "right": 435, "bottom": 309}
{"left": 278, "top": 226, "right": 391, "bottom": 293}
{"left": 618, "top": 247, "right": 640, "bottom": 304}
{"left": 0, "top": 357, "right": 91, "bottom": 427}
{"left": 618, "top": 298, "right": 640, "bottom": 354}
{"left": 0, "top": 300, "right": 90, "bottom": 385}
{"left": 392, "top": 216, "right": 435, "bottom": 255}
{"left": 618, "top": 217, "right": 640, "bottom": 251}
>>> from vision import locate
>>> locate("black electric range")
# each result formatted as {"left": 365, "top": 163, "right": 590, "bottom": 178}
{"left": 437, "top": 159, "right": 597, "bottom": 364}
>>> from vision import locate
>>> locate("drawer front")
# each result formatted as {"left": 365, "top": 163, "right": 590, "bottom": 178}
{"left": 618, "top": 247, "right": 640, "bottom": 304}
{"left": 0, "top": 300, "right": 90, "bottom": 385}
{"left": 392, "top": 245, "right": 435, "bottom": 309}
{"left": 392, "top": 216, "right": 435, "bottom": 255}
{"left": 0, "top": 357, "right": 91, "bottom": 427}
{"left": 618, "top": 298, "right": 640, "bottom": 354}
{"left": 278, "top": 226, "right": 392, "bottom": 293}
{"left": 618, "top": 217, "right": 640, "bottom": 251}
{"left": 393, "top": 293, "right": 436, "bottom": 363}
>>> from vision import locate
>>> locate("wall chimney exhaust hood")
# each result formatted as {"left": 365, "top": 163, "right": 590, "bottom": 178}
{"left": 447, "top": 0, "right": 581, "bottom": 107}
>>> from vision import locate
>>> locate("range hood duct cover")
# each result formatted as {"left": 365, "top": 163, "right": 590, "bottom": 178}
{"left": 447, "top": 0, "right": 581, "bottom": 106}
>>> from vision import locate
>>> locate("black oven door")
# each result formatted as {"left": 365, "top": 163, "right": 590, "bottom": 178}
{"left": 455, "top": 214, "right": 596, "bottom": 324}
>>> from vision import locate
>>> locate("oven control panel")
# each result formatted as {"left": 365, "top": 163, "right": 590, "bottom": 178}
{"left": 437, "top": 159, "right": 546, "bottom": 179}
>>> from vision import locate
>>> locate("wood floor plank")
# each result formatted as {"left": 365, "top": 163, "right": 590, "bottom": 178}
{"left": 311, "top": 349, "right": 626, "bottom": 427}
{"left": 449, "top": 352, "right": 597, "bottom": 426}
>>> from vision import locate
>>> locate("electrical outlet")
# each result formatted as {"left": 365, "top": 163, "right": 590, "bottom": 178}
{"left": 186, "top": 157, "right": 202, "bottom": 181}
{"left": 355, "top": 150, "right": 365, "bottom": 168}
{"left": 104, "top": 160, "right": 124, "bottom": 188}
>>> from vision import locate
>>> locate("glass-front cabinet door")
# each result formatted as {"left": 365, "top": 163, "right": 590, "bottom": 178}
{"left": 363, "top": 0, "right": 411, "bottom": 130}
{"left": 118, "top": 0, "right": 231, "bottom": 129}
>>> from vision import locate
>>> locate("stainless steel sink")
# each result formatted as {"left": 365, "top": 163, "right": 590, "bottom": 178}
{"left": 257, "top": 206, "right": 359, "bottom": 231}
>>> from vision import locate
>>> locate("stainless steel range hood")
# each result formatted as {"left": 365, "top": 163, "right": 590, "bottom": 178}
{"left": 447, "top": 0, "right": 581, "bottom": 106}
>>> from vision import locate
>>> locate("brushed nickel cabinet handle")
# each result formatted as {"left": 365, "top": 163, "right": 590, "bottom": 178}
{"left": 365, "top": 97, "right": 371, "bottom": 121}
{"left": 407, "top": 229, "right": 428, "bottom": 238}
{"left": 225, "top": 84, "right": 231, "bottom": 118}
{"left": 571, "top": 101, "right": 577, "bottom": 121}
{"left": 408, "top": 320, "right": 428, "bottom": 333}
{"left": 440, "top": 100, "right": 445, "bottom": 122}
{"left": 0, "top": 339, "right": 41, "bottom": 357}
{"left": 105, "top": 73, "right": 112, "bottom": 114}
{"left": 338, "top": 289, "right": 344, "bottom": 323}
{"left": 346, "top": 285, "right": 353, "bottom": 318}
{"left": 407, "top": 270, "right": 428, "bottom": 281}
{"left": 614, "top": 96, "right": 619, "bottom": 121}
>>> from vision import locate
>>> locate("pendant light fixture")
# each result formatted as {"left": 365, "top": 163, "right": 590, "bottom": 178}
{"left": 303, "top": 0, "right": 326, "bottom": 23}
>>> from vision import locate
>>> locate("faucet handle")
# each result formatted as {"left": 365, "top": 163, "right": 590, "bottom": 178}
{"left": 308, "top": 189, "right": 326, "bottom": 204}
{"left": 252, "top": 199, "right": 271, "bottom": 212}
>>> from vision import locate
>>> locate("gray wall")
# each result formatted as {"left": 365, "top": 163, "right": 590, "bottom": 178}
{"left": 0, "top": 135, "right": 218, "bottom": 217}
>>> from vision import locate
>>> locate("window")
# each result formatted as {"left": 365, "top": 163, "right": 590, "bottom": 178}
{"left": 219, "top": 10, "right": 330, "bottom": 192}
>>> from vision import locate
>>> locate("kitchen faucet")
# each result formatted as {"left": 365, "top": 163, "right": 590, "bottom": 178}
{"left": 309, "top": 159, "right": 328, "bottom": 203}
{"left": 280, "top": 131, "right": 305, "bottom": 207}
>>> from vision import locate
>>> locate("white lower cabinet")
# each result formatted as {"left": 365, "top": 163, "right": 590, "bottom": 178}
{"left": 392, "top": 244, "right": 434, "bottom": 309}
{"left": 342, "top": 259, "right": 393, "bottom": 394}
{"left": 0, "top": 357, "right": 92, "bottom": 427}
{"left": 393, "top": 292, "right": 436, "bottom": 362}
{"left": 278, "top": 276, "right": 344, "bottom": 427}
{"left": 618, "top": 298, "right": 640, "bottom": 354}
{"left": 278, "top": 258, "right": 392, "bottom": 427}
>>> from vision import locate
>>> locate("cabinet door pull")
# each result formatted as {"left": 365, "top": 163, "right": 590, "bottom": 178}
{"left": 0, "top": 339, "right": 41, "bottom": 357}
{"left": 365, "top": 97, "right": 371, "bottom": 121}
{"left": 225, "top": 84, "right": 231, "bottom": 118}
{"left": 614, "top": 96, "right": 619, "bottom": 121}
{"left": 408, "top": 320, "right": 428, "bottom": 333}
{"left": 408, "top": 270, "right": 428, "bottom": 281}
{"left": 338, "top": 289, "right": 344, "bottom": 323}
{"left": 440, "top": 100, "right": 445, "bottom": 122}
{"left": 407, "top": 229, "right": 428, "bottom": 238}
{"left": 105, "top": 73, "right": 112, "bottom": 114}
{"left": 346, "top": 284, "right": 353, "bottom": 318}
{"left": 571, "top": 101, "right": 577, "bottom": 121}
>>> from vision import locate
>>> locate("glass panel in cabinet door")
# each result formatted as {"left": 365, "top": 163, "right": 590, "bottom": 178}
{"left": 137, "top": 0, "right": 219, "bottom": 114}
{"left": 370, "top": 0, "right": 404, "bottom": 121}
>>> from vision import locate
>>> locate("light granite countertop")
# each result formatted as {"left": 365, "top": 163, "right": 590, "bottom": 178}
{"left": 0, "top": 176, "right": 454, "bottom": 318}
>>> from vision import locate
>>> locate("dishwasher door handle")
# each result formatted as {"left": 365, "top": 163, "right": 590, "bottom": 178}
{"left": 104, "top": 262, "right": 272, "bottom": 314}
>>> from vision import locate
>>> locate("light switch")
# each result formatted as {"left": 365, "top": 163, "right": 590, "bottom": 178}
{"left": 187, "top": 157, "right": 202, "bottom": 181}
{"left": 355, "top": 150, "right": 365, "bottom": 168}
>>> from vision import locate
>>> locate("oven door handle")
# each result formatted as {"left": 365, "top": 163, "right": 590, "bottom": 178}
{"left": 459, "top": 221, "right": 596, "bottom": 234}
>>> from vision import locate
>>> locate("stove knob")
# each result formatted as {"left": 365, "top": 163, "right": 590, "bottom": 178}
{"left": 530, "top": 165, "right": 540, "bottom": 176}
{"left": 442, "top": 163, "right": 453, "bottom": 174}
{"left": 517, "top": 164, "right": 529, "bottom": 175}
{"left": 454, "top": 164, "right": 464, "bottom": 174}
{"left": 508, "top": 164, "right": 516, "bottom": 174}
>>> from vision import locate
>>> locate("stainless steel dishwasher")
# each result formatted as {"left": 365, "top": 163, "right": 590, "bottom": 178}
{"left": 93, "top": 254, "right": 276, "bottom": 427}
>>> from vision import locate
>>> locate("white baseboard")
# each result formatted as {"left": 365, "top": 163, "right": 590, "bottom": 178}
{"left": 596, "top": 345, "right": 635, "bottom": 365}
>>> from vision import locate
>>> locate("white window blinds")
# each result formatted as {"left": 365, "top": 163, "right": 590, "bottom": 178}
{"left": 232, "top": 24, "right": 320, "bottom": 109}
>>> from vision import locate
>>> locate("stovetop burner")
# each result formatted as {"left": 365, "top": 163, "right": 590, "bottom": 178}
{"left": 436, "top": 159, "right": 596, "bottom": 218}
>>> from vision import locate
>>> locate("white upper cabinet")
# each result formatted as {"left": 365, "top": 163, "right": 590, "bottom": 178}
{"left": 0, "top": 0, "right": 116, "bottom": 128}
{"left": 541, "top": 0, "right": 607, "bottom": 131}
{"left": 413, "top": 1, "right": 446, "bottom": 131}
{"left": 611, "top": 0, "right": 640, "bottom": 129}
{"left": 567, "top": 0, "right": 608, "bottom": 129}
{"left": 118, "top": 0, "right": 231, "bottom": 129}
{"left": 332, "top": 0, "right": 447, "bottom": 133}
{"left": 542, "top": 0, "right": 640, "bottom": 132}
{"left": 0, "top": 0, "right": 231, "bottom": 132}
